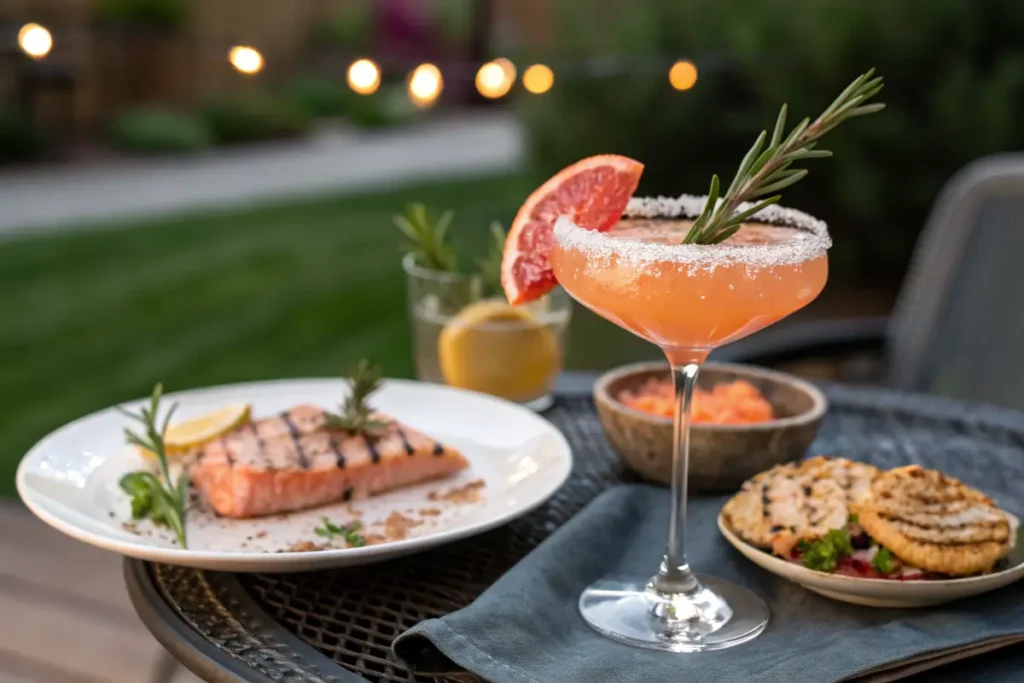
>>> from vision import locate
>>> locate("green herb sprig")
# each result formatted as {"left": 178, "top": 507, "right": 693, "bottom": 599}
{"left": 118, "top": 383, "right": 188, "bottom": 548}
{"left": 314, "top": 517, "right": 367, "bottom": 547}
{"left": 871, "top": 547, "right": 895, "bottom": 574}
{"left": 395, "top": 202, "right": 458, "bottom": 272}
{"left": 796, "top": 528, "right": 853, "bottom": 573}
{"left": 478, "top": 221, "right": 506, "bottom": 296}
{"left": 682, "top": 69, "right": 885, "bottom": 245}
{"left": 325, "top": 360, "right": 391, "bottom": 436}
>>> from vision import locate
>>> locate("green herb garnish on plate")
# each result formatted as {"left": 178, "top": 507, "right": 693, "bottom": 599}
{"left": 872, "top": 547, "right": 895, "bottom": 574}
{"left": 799, "top": 528, "right": 854, "bottom": 573}
{"left": 118, "top": 383, "right": 189, "bottom": 548}
{"left": 314, "top": 517, "right": 366, "bottom": 547}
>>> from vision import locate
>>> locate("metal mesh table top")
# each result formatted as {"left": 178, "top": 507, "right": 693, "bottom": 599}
{"left": 127, "top": 384, "right": 1024, "bottom": 683}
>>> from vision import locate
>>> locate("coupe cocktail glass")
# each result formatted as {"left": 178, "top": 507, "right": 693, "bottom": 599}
{"left": 550, "top": 195, "right": 830, "bottom": 652}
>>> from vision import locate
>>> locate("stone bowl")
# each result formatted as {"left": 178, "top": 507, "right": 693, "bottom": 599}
{"left": 593, "top": 361, "right": 827, "bottom": 492}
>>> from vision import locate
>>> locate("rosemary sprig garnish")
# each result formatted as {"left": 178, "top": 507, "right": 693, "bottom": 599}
{"left": 314, "top": 517, "right": 367, "bottom": 547}
{"left": 395, "top": 202, "right": 458, "bottom": 272}
{"left": 478, "top": 221, "right": 506, "bottom": 296}
{"left": 325, "top": 360, "right": 391, "bottom": 435}
{"left": 118, "top": 383, "right": 188, "bottom": 548}
{"left": 682, "top": 69, "right": 885, "bottom": 245}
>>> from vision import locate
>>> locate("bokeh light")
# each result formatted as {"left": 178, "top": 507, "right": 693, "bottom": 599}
{"left": 347, "top": 59, "right": 381, "bottom": 95}
{"left": 408, "top": 63, "right": 443, "bottom": 108}
{"left": 475, "top": 60, "right": 515, "bottom": 99}
{"left": 229, "top": 46, "right": 264, "bottom": 75}
{"left": 522, "top": 64, "right": 554, "bottom": 95}
{"left": 18, "top": 23, "right": 53, "bottom": 60}
{"left": 495, "top": 58, "right": 516, "bottom": 82}
{"left": 669, "top": 60, "right": 698, "bottom": 91}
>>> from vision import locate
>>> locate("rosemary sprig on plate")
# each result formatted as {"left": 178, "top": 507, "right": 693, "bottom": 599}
{"left": 314, "top": 517, "right": 367, "bottom": 547}
{"left": 395, "top": 202, "right": 458, "bottom": 272}
{"left": 118, "top": 383, "right": 189, "bottom": 548}
{"left": 682, "top": 69, "right": 886, "bottom": 245}
{"left": 325, "top": 360, "right": 391, "bottom": 436}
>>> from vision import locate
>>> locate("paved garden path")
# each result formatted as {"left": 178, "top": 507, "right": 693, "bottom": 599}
{"left": 0, "top": 111, "right": 524, "bottom": 237}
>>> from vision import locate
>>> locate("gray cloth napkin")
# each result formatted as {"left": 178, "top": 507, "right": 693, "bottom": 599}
{"left": 393, "top": 485, "right": 1024, "bottom": 683}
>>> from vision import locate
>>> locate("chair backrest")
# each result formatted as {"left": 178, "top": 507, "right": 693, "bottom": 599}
{"left": 887, "top": 154, "right": 1024, "bottom": 409}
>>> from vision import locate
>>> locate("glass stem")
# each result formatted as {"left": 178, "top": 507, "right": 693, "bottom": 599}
{"left": 651, "top": 362, "right": 700, "bottom": 596}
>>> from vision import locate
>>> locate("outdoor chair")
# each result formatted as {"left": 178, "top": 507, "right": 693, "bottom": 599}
{"left": 716, "top": 153, "right": 1024, "bottom": 412}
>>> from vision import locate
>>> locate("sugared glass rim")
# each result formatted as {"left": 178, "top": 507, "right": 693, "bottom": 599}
{"left": 553, "top": 194, "right": 831, "bottom": 268}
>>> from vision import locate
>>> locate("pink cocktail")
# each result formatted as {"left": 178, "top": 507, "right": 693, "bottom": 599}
{"left": 552, "top": 197, "right": 829, "bottom": 365}
{"left": 501, "top": 69, "right": 883, "bottom": 653}
{"left": 551, "top": 196, "right": 830, "bottom": 651}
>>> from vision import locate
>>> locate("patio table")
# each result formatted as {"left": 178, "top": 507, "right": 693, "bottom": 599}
{"left": 125, "top": 373, "right": 1024, "bottom": 683}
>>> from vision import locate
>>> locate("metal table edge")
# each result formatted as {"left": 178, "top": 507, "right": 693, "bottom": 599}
{"left": 124, "top": 559, "right": 367, "bottom": 683}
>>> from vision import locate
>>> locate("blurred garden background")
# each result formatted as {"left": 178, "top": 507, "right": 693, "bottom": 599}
{"left": 3, "top": 0, "right": 1024, "bottom": 497}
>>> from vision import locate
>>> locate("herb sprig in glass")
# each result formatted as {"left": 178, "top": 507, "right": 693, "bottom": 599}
{"left": 478, "top": 221, "right": 507, "bottom": 297}
{"left": 118, "top": 383, "right": 189, "bottom": 548}
{"left": 395, "top": 202, "right": 458, "bottom": 272}
{"left": 682, "top": 69, "right": 885, "bottom": 245}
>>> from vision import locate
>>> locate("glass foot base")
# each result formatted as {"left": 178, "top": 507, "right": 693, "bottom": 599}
{"left": 579, "top": 574, "right": 769, "bottom": 652}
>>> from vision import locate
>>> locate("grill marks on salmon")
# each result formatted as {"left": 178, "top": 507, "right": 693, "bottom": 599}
{"left": 855, "top": 465, "right": 1014, "bottom": 575}
{"left": 188, "top": 404, "right": 469, "bottom": 518}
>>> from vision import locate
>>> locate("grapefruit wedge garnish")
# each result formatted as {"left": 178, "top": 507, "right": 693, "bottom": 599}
{"left": 501, "top": 154, "right": 644, "bottom": 305}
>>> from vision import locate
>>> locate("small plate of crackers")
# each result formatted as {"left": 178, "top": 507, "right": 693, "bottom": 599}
{"left": 719, "top": 456, "right": 1024, "bottom": 607}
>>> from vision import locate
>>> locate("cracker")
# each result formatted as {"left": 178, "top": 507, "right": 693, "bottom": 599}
{"left": 854, "top": 465, "right": 1012, "bottom": 576}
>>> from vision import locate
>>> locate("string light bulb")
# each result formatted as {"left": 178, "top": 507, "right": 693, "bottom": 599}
{"left": 669, "top": 60, "right": 698, "bottom": 91}
{"left": 475, "top": 59, "right": 515, "bottom": 99}
{"left": 18, "top": 23, "right": 53, "bottom": 60}
{"left": 408, "top": 63, "right": 443, "bottom": 108}
{"left": 522, "top": 64, "right": 554, "bottom": 94}
{"left": 229, "top": 46, "right": 264, "bottom": 75}
{"left": 347, "top": 58, "right": 381, "bottom": 95}
{"left": 495, "top": 58, "right": 516, "bottom": 82}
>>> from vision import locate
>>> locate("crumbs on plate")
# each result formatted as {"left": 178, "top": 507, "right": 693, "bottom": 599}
{"left": 428, "top": 479, "right": 486, "bottom": 504}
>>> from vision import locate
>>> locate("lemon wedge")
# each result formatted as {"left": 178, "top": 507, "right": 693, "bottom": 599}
{"left": 138, "top": 403, "right": 251, "bottom": 459}
{"left": 438, "top": 299, "right": 560, "bottom": 402}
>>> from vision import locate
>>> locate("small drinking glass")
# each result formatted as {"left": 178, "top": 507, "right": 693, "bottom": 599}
{"left": 403, "top": 253, "right": 572, "bottom": 411}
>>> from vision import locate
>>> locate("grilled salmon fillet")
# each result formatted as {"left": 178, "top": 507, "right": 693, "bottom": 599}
{"left": 188, "top": 404, "right": 469, "bottom": 518}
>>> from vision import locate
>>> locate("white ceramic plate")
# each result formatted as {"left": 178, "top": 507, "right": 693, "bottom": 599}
{"left": 719, "top": 512, "right": 1024, "bottom": 608}
{"left": 17, "top": 378, "right": 572, "bottom": 572}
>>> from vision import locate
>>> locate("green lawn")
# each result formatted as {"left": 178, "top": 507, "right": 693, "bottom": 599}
{"left": 1, "top": 174, "right": 654, "bottom": 496}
